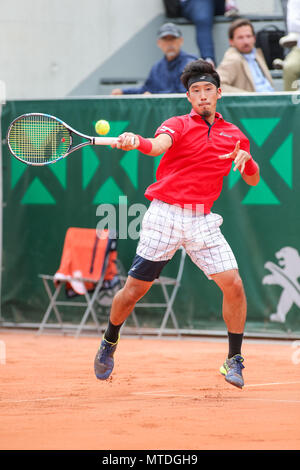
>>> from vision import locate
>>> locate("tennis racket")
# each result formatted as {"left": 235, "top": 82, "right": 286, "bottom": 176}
{"left": 7, "top": 113, "right": 120, "bottom": 166}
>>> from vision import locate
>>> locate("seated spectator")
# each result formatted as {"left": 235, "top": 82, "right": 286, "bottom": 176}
{"left": 111, "top": 23, "right": 198, "bottom": 95}
{"left": 179, "top": 0, "right": 239, "bottom": 66}
{"left": 217, "top": 18, "right": 274, "bottom": 93}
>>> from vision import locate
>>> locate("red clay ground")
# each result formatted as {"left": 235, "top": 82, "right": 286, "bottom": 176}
{"left": 0, "top": 329, "right": 299, "bottom": 450}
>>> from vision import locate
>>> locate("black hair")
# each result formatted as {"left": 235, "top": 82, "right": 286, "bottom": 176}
{"left": 180, "top": 59, "right": 220, "bottom": 90}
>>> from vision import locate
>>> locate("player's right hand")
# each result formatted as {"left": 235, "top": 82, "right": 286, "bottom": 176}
{"left": 112, "top": 132, "right": 138, "bottom": 150}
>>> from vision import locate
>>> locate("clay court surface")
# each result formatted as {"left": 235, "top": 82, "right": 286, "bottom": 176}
{"left": 0, "top": 329, "right": 299, "bottom": 450}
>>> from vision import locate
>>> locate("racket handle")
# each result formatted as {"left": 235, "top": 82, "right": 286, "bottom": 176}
{"left": 93, "top": 137, "right": 119, "bottom": 145}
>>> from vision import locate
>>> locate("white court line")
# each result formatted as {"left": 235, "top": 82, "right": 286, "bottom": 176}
{"left": 245, "top": 381, "right": 300, "bottom": 388}
{"left": 0, "top": 396, "right": 68, "bottom": 404}
{"left": 132, "top": 381, "right": 300, "bottom": 404}
{"left": 8, "top": 392, "right": 297, "bottom": 406}
{"left": 133, "top": 390, "right": 174, "bottom": 396}
{"left": 133, "top": 391, "right": 205, "bottom": 399}
{"left": 132, "top": 391, "right": 300, "bottom": 404}
{"left": 241, "top": 398, "right": 300, "bottom": 404}
{"left": 1, "top": 382, "right": 299, "bottom": 405}
{"left": 133, "top": 380, "right": 300, "bottom": 396}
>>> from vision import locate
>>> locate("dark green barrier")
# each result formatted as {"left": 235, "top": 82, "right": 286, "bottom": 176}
{"left": 1, "top": 95, "right": 300, "bottom": 336}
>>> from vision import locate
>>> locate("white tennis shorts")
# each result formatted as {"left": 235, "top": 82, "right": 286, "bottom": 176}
{"left": 136, "top": 199, "right": 238, "bottom": 279}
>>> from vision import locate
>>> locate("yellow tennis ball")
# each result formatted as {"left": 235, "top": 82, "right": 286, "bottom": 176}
{"left": 95, "top": 119, "right": 110, "bottom": 135}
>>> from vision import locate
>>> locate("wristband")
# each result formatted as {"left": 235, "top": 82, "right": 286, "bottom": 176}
{"left": 244, "top": 158, "right": 259, "bottom": 176}
{"left": 137, "top": 135, "right": 152, "bottom": 154}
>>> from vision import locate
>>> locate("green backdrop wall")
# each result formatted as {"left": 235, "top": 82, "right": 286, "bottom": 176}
{"left": 1, "top": 94, "right": 300, "bottom": 337}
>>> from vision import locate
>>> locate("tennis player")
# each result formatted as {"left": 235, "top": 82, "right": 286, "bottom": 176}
{"left": 94, "top": 59, "right": 260, "bottom": 389}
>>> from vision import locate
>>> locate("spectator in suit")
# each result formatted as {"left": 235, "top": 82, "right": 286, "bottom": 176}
{"left": 111, "top": 23, "right": 197, "bottom": 95}
{"left": 217, "top": 18, "right": 274, "bottom": 92}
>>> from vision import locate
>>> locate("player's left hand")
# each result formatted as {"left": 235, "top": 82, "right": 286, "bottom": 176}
{"left": 218, "top": 140, "right": 251, "bottom": 173}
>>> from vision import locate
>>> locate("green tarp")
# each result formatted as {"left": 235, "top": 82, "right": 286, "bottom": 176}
{"left": 1, "top": 94, "right": 300, "bottom": 336}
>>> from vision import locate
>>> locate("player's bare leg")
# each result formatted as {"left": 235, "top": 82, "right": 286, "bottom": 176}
{"left": 211, "top": 269, "right": 246, "bottom": 333}
{"left": 94, "top": 276, "right": 153, "bottom": 380}
{"left": 211, "top": 269, "right": 247, "bottom": 388}
{"left": 109, "top": 276, "right": 154, "bottom": 326}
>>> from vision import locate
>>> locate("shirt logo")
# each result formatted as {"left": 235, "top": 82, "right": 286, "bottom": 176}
{"left": 159, "top": 125, "right": 175, "bottom": 134}
{"left": 219, "top": 131, "right": 233, "bottom": 138}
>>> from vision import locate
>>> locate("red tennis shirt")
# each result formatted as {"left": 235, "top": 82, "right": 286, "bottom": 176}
{"left": 144, "top": 109, "right": 251, "bottom": 214}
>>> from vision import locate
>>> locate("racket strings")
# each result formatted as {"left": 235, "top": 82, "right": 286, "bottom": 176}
{"left": 8, "top": 114, "right": 71, "bottom": 164}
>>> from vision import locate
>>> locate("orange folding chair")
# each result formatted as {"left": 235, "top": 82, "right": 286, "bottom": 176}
{"left": 38, "top": 227, "right": 121, "bottom": 337}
